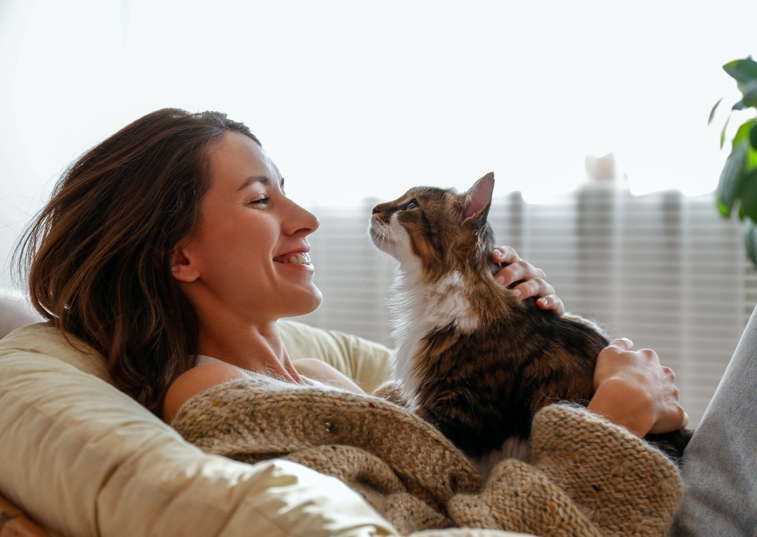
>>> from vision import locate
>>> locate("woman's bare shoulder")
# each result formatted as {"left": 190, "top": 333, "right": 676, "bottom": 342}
{"left": 162, "top": 363, "right": 247, "bottom": 423}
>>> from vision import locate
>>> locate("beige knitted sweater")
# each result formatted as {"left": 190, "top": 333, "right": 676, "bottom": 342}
{"left": 172, "top": 376, "right": 682, "bottom": 537}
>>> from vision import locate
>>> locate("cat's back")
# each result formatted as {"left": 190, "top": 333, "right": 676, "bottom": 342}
{"left": 414, "top": 286, "right": 608, "bottom": 457}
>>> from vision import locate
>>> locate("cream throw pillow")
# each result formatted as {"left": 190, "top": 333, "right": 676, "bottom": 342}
{"left": 0, "top": 321, "right": 397, "bottom": 537}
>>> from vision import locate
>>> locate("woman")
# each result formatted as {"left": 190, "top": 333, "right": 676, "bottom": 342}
{"left": 18, "top": 108, "right": 687, "bottom": 534}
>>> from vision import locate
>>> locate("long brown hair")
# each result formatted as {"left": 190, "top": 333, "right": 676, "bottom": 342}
{"left": 15, "top": 108, "right": 260, "bottom": 414}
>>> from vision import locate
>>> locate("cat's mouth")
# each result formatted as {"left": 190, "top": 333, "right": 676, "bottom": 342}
{"left": 370, "top": 226, "right": 405, "bottom": 265}
{"left": 370, "top": 225, "right": 396, "bottom": 248}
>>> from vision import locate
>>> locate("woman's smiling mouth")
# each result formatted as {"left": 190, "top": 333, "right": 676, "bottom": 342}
{"left": 274, "top": 252, "right": 312, "bottom": 265}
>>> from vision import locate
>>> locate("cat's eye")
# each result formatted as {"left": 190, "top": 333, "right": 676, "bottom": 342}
{"left": 406, "top": 200, "right": 419, "bottom": 210}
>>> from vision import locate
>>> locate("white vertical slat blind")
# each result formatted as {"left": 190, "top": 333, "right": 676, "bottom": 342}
{"left": 294, "top": 186, "right": 756, "bottom": 427}
{"left": 295, "top": 200, "right": 397, "bottom": 344}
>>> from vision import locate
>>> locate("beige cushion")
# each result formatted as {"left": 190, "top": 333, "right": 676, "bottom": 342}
{"left": 279, "top": 319, "right": 392, "bottom": 393}
{"left": 0, "top": 321, "right": 399, "bottom": 537}
{"left": 0, "top": 288, "right": 43, "bottom": 339}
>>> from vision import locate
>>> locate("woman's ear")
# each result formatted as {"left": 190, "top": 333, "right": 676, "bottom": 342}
{"left": 169, "top": 249, "right": 200, "bottom": 283}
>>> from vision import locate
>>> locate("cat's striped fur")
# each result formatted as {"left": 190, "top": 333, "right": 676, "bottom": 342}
{"left": 370, "top": 172, "right": 690, "bottom": 471}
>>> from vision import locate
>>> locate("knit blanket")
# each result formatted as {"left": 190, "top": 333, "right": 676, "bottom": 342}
{"left": 171, "top": 376, "right": 682, "bottom": 537}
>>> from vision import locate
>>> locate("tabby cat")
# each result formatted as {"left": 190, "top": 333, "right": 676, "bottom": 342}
{"left": 370, "top": 172, "right": 690, "bottom": 471}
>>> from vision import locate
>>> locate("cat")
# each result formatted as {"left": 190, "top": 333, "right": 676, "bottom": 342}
{"left": 369, "top": 172, "right": 691, "bottom": 473}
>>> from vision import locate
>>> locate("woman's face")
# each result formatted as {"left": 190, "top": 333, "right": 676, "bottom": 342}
{"left": 173, "top": 131, "right": 322, "bottom": 323}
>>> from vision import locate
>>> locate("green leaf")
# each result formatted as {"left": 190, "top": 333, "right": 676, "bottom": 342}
{"left": 709, "top": 97, "right": 724, "bottom": 125}
{"left": 743, "top": 218, "right": 757, "bottom": 266}
{"left": 748, "top": 145, "right": 757, "bottom": 173}
{"left": 734, "top": 119, "right": 757, "bottom": 146}
{"left": 717, "top": 142, "right": 748, "bottom": 217}
{"left": 724, "top": 58, "right": 757, "bottom": 83}
{"left": 751, "top": 123, "right": 757, "bottom": 150}
{"left": 736, "top": 170, "right": 757, "bottom": 221}
{"left": 720, "top": 112, "right": 732, "bottom": 149}
{"left": 742, "top": 79, "right": 757, "bottom": 107}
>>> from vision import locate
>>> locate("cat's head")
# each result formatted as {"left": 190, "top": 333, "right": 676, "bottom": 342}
{"left": 370, "top": 172, "right": 496, "bottom": 281}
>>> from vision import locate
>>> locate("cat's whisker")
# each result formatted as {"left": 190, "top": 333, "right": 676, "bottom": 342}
{"left": 386, "top": 226, "right": 409, "bottom": 266}
{"left": 360, "top": 235, "right": 390, "bottom": 293}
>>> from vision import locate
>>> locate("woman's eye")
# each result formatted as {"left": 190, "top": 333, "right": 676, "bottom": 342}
{"left": 406, "top": 200, "right": 419, "bottom": 210}
{"left": 249, "top": 197, "right": 270, "bottom": 206}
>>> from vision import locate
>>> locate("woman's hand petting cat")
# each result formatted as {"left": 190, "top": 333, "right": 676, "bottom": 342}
{"left": 492, "top": 246, "right": 565, "bottom": 316}
{"left": 587, "top": 338, "right": 689, "bottom": 438}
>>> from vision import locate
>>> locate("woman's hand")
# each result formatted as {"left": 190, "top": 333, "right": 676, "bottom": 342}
{"left": 492, "top": 246, "right": 564, "bottom": 316}
{"left": 587, "top": 338, "right": 688, "bottom": 437}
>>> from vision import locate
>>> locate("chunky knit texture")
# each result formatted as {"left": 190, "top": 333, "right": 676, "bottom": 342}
{"left": 172, "top": 377, "right": 682, "bottom": 537}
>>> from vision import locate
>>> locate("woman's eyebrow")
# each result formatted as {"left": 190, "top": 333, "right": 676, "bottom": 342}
{"left": 236, "top": 175, "right": 270, "bottom": 192}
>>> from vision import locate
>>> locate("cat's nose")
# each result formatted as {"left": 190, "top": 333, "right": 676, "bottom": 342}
{"left": 372, "top": 205, "right": 381, "bottom": 214}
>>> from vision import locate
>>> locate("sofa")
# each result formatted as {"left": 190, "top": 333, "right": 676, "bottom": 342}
{"left": 0, "top": 289, "right": 523, "bottom": 537}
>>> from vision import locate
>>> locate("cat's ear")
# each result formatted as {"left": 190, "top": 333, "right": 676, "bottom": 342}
{"left": 462, "top": 172, "right": 495, "bottom": 223}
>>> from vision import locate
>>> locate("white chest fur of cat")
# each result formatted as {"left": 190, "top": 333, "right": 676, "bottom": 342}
{"left": 371, "top": 219, "right": 478, "bottom": 409}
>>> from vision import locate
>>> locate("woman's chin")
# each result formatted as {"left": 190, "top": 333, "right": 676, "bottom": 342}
{"left": 286, "top": 286, "right": 323, "bottom": 317}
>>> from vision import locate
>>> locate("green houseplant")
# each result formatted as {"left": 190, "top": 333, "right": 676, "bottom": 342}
{"left": 713, "top": 56, "right": 757, "bottom": 264}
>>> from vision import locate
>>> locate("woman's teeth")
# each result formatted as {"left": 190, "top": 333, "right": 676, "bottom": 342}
{"left": 279, "top": 253, "right": 311, "bottom": 265}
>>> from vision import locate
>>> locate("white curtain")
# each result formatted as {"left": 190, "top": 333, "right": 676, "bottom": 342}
{"left": 295, "top": 186, "right": 756, "bottom": 427}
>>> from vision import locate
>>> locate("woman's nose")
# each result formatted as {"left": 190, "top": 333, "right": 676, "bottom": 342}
{"left": 304, "top": 208, "right": 320, "bottom": 233}
{"left": 285, "top": 199, "right": 319, "bottom": 235}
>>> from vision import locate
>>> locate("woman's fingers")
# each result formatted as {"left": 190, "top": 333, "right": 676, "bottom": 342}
{"left": 492, "top": 246, "right": 564, "bottom": 315}
{"left": 491, "top": 245, "right": 519, "bottom": 267}
{"left": 647, "top": 369, "right": 689, "bottom": 433}
{"left": 535, "top": 294, "right": 566, "bottom": 316}
{"left": 493, "top": 249, "right": 546, "bottom": 287}
{"left": 509, "top": 278, "right": 554, "bottom": 299}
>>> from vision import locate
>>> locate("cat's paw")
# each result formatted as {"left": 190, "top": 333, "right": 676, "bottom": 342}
{"left": 372, "top": 380, "right": 409, "bottom": 407}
